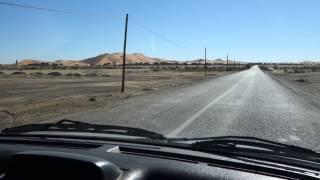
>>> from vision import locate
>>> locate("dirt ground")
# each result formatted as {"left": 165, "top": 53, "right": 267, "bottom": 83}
{"left": 270, "top": 69, "right": 320, "bottom": 108}
{"left": 0, "top": 69, "right": 229, "bottom": 128}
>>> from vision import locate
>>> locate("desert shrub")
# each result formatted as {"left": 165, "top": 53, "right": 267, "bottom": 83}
{"left": 84, "top": 73, "right": 98, "bottom": 77}
{"left": 65, "top": 73, "right": 81, "bottom": 76}
{"left": 245, "top": 64, "right": 251, "bottom": 69}
{"left": 30, "top": 72, "right": 44, "bottom": 76}
{"left": 151, "top": 68, "right": 160, "bottom": 72}
{"left": 295, "top": 79, "right": 309, "bottom": 83}
{"left": 47, "top": 72, "right": 62, "bottom": 76}
{"left": 69, "top": 66, "right": 80, "bottom": 70}
{"left": 294, "top": 69, "right": 305, "bottom": 73}
{"left": 287, "top": 69, "right": 294, "bottom": 73}
{"left": 28, "top": 67, "right": 38, "bottom": 70}
{"left": 311, "top": 67, "right": 318, "bottom": 72}
{"left": 11, "top": 71, "right": 26, "bottom": 75}
{"left": 259, "top": 66, "right": 270, "bottom": 71}
{"left": 88, "top": 96, "right": 96, "bottom": 102}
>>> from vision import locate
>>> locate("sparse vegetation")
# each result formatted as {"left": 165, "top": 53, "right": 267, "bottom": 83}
{"left": 84, "top": 73, "right": 98, "bottom": 77}
{"left": 101, "top": 74, "right": 111, "bottom": 77}
{"left": 30, "top": 72, "right": 44, "bottom": 76}
{"left": 66, "top": 73, "right": 82, "bottom": 77}
{"left": 11, "top": 71, "right": 26, "bottom": 75}
{"left": 295, "top": 79, "right": 309, "bottom": 83}
{"left": 0, "top": 69, "right": 230, "bottom": 126}
{"left": 260, "top": 64, "right": 320, "bottom": 74}
{"left": 73, "top": 73, "right": 82, "bottom": 77}
{"left": 294, "top": 69, "right": 305, "bottom": 73}
{"left": 259, "top": 66, "right": 271, "bottom": 71}
{"left": 47, "top": 72, "right": 62, "bottom": 76}
{"left": 287, "top": 69, "right": 294, "bottom": 73}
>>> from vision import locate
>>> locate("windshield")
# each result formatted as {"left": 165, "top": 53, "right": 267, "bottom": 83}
{"left": 1, "top": 0, "right": 320, "bottom": 151}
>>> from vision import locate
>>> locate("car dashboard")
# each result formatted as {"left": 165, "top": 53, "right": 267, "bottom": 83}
{"left": 0, "top": 136, "right": 317, "bottom": 180}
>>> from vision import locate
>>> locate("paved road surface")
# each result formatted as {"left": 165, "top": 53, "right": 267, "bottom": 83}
{"left": 56, "top": 66, "right": 320, "bottom": 150}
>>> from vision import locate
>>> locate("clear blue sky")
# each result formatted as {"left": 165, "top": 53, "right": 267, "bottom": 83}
{"left": 0, "top": 0, "right": 320, "bottom": 63}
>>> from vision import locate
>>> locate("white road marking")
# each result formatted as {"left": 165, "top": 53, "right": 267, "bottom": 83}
{"left": 289, "top": 135, "right": 300, "bottom": 141}
{"left": 277, "top": 138, "right": 288, "bottom": 142}
{"left": 168, "top": 73, "right": 249, "bottom": 137}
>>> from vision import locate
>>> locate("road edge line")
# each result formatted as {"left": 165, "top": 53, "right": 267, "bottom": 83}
{"left": 167, "top": 73, "right": 249, "bottom": 137}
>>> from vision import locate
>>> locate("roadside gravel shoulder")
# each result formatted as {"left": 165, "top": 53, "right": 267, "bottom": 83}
{"left": 266, "top": 71, "right": 320, "bottom": 109}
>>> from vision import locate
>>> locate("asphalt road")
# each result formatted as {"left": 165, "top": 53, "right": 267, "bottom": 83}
{"left": 57, "top": 66, "right": 320, "bottom": 150}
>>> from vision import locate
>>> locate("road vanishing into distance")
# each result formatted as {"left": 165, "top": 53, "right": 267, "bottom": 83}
{"left": 57, "top": 66, "right": 320, "bottom": 150}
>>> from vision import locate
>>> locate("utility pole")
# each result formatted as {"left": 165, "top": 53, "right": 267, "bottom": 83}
{"left": 234, "top": 59, "right": 236, "bottom": 71}
{"left": 204, "top": 47, "right": 207, "bottom": 77}
{"left": 226, "top": 53, "right": 229, "bottom": 71}
{"left": 121, "top": 14, "right": 128, "bottom": 93}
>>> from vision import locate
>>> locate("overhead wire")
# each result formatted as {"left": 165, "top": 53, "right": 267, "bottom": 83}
{"left": 0, "top": 1, "right": 115, "bottom": 18}
{"left": 0, "top": 1, "right": 200, "bottom": 58}
{"left": 130, "top": 17, "right": 191, "bottom": 51}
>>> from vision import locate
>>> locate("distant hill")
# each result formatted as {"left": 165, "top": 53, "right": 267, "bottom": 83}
{"left": 16, "top": 53, "right": 250, "bottom": 66}
{"left": 54, "top": 60, "right": 89, "bottom": 66}
{"left": 183, "top": 58, "right": 238, "bottom": 64}
{"left": 18, "top": 59, "right": 89, "bottom": 66}
{"left": 81, "top": 53, "right": 162, "bottom": 65}
{"left": 301, "top": 61, "right": 320, "bottom": 65}
{"left": 18, "top": 53, "right": 168, "bottom": 66}
{"left": 18, "top": 59, "right": 48, "bottom": 66}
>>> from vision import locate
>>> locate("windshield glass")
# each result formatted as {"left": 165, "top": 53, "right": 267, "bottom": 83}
{"left": 1, "top": 0, "right": 320, "bottom": 151}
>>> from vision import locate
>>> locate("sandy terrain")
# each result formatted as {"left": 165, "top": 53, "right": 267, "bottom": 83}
{"left": 0, "top": 69, "right": 229, "bottom": 128}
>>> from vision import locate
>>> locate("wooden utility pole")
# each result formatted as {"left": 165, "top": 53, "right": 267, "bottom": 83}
{"left": 204, "top": 47, "right": 207, "bottom": 77}
{"left": 121, "top": 14, "right": 128, "bottom": 93}
{"left": 226, "top": 53, "right": 229, "bottom": 71}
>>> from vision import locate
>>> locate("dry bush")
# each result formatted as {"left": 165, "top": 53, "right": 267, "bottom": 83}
{"left": 294, "top": 69, "right": 305, "bottom": 73}
{"left": 84, "top": 73, "right": 98, "bottom": 77}
{"left": 295, "top": 79, "right": 309, "bottom": 83}
{"left": 11, "top": 71, "right": 26, "bottom": 75}
{"left": 47, "top": 72, "right": 62, "bottom": 76}
{"left": 30, "top": 72, "right": 44, "bottom": 76}
{"left": 66, "top": 73, "right": 81, "bottom": 77}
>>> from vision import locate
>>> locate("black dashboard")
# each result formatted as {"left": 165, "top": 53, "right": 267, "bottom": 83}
{"left": 0, "top": 137, "right": 317, "bottom": 180}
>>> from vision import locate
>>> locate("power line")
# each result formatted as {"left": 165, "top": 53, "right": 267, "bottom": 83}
{"left": 130, "top": 17, "right": 193, "bottom": 51}
{"left": 0, "top": 1, "right": 114, "bottom": 18}
{"left": 0, "top": 1, "right": 201, "bottom": 57}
